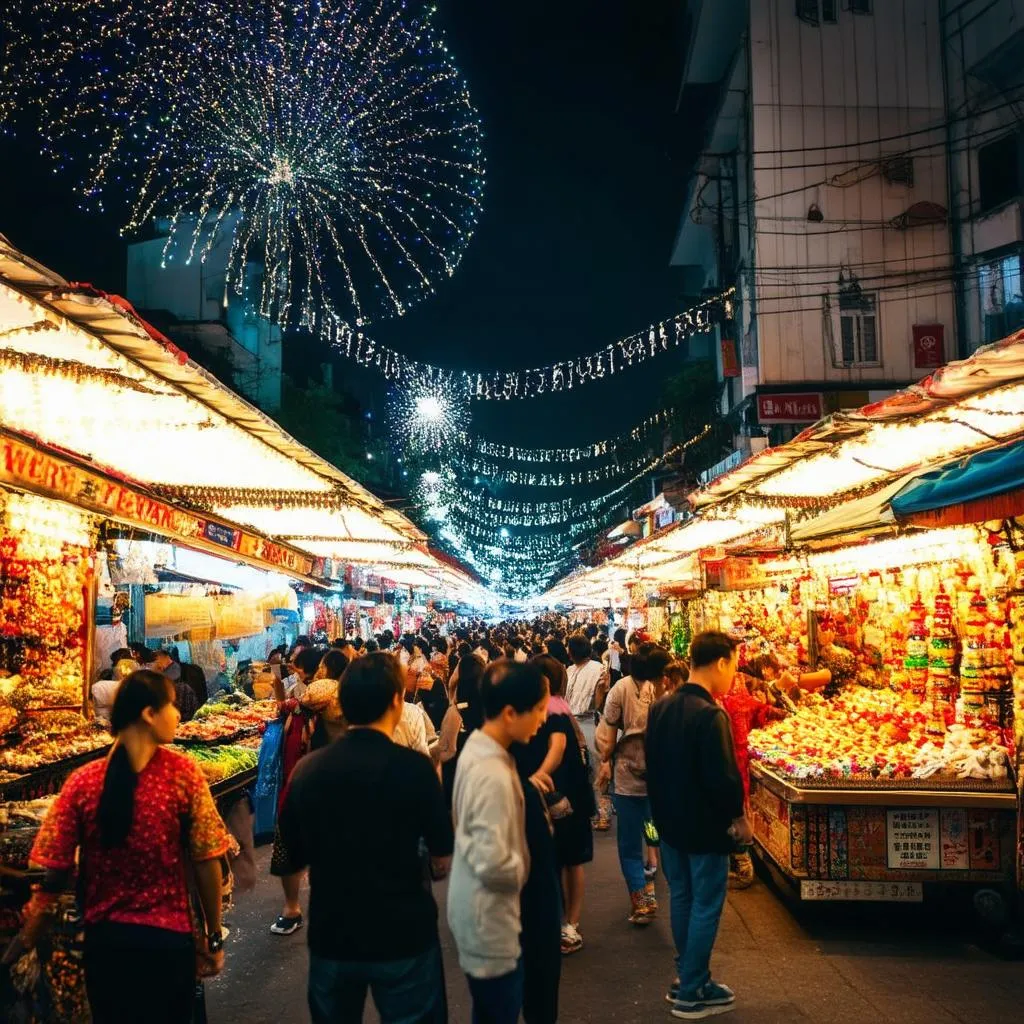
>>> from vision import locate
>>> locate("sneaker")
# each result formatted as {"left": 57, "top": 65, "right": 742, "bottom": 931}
{"left": 270, "top": 914, "right": 303, "bottom": 936}
{"left": 643, "top": 880, "right": 658, "bottom": 914}
{"left": 671, "top": 981, "right": 736, "bottom": 1020}
{"left": 560, "top": 923, "right": 583, "bottom": 955}
{"left": 628, "top": 890, "right": 655, "bottom": 926}
{"left": 665, "top": 979, "right": 680, "bottom": 1004}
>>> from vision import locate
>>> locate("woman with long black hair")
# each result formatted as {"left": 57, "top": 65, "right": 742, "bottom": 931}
{"left": 6, "top": 669, "right": 230, "bottom": 1023}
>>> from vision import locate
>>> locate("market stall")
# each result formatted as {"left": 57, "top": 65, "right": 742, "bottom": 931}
{"left": 540, "top": 330, "right": 1024, "bottom": 914}
{"left": 701, "top": 528, "right": 1018, "bottom": 915}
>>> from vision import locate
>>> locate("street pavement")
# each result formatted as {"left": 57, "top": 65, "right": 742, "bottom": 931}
{"left": 207, "top": 826, "right": 1023, "bottom": 1023}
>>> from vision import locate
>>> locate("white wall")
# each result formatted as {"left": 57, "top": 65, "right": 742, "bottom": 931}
{"left": 749, "top": 0, "right": 954, "bottom": 386}
{"left": 944, "top": 0, "right": 1024, "bottom": 353}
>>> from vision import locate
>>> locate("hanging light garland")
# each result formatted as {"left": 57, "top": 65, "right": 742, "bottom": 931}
{"left": 470, "top": 407, "right": 675, "bottom": 462}
{"left": 326, "top": 288, "right": 732, "bottom": 399}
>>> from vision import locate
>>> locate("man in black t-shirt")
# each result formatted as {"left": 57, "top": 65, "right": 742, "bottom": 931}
{"left": 277, "top": 652, "right": 454, "bottom": 1023}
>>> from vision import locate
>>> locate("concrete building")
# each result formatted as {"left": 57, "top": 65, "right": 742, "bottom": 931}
{"left": 943, "top": 0, "right": 1024, "bottom": 355}
{"left": 673, "top": 0, "right": 956, "bottom": 452}
{"left": 126, "top": 216, "right": 283, "bottom": 411}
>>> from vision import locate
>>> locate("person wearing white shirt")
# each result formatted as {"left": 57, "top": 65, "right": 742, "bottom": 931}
{"left": 565, "top": 636, "right": 607, "bottom": 717}
{"left": 565, "top": 634, "right": 612, "bottom": 831}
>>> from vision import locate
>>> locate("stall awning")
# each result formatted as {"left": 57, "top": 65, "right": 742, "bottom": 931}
{"left": 891, "top": 439, "right": 1024, "bottom": 527}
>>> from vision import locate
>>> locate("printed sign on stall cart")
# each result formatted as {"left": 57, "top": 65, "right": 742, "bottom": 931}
{"left": 887, "top": 809, "right": 940, "bottom": 869}
{"left": 939, "top": 808, "right": 969, "bottom": 870}
{"left": 912, "top": 324, "right": 945, "bottom": 369}
{"left": 800, "top": 880, "right": 923, "bottom": 902}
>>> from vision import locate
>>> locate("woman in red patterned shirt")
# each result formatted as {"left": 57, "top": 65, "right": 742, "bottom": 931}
{"left": 4, "top": 670, "right": 231, "bottom": 1024}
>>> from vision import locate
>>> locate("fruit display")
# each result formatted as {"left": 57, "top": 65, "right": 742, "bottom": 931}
{"left": 179, "top": 744, "right": 258, "bottom": 785}
{"left": 176, "top": 700, "right": 278, "bottom": 744}
{"left": 750, "top": 687, "right": 1010, "bottom": 782}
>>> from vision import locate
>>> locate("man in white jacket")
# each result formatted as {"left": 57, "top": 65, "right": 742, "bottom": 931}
{"left": 447, "top": 660, "right": 548, "bottom": 1024}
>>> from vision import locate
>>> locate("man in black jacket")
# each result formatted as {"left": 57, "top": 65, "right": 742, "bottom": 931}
{"left": 646, "top": 632, "right": 750, "bottom": 1021}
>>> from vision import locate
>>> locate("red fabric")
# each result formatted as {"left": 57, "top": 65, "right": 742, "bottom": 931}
{"left": 31, "top": 747, "right": 229, "bottom": 933}
{"left": 277, "top": 703, "right": 313, "bottom": 815}
{"left": 719, "top": 684, "right": 774, "bottom": 801}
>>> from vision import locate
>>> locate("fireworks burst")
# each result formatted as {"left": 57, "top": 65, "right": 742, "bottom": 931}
{"left": 388, "top": 374, "right": 471, "bottom": 456}
{"left": 5, "top": 0, "right": 485, "bottom": 329}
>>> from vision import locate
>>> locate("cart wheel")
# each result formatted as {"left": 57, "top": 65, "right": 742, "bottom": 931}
{"left": 972, "top": 888, "right": 1009, "bottom": 929}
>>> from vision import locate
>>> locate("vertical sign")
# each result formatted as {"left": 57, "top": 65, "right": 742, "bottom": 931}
{"left": 912, "top": 324, "right": 945, "bottom": 369}
{"left": 721, "top": 337, "right": 740, "bottom": 378}
{"left": 887, "top": 809, "right": 939, "bottom": 869}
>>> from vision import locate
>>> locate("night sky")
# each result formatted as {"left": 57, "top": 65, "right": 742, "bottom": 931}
{"left": 0, "top": 0, "right": 700, "bottom": 452}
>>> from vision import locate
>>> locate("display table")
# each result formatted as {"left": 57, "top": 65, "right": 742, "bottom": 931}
{"left": 749, "top": 762, "right": 1017, "bottom": 908}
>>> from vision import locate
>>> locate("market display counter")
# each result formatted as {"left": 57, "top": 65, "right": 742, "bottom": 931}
{"left": 749, "top": 762, "right": 1017, "bottom": 910}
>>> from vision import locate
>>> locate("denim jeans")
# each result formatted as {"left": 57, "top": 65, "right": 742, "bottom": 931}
{"left": 308, "top": 943, "right": 445, "bottom": 1024}
{"left": 466, "top": 960, "right": 524, "bottom": 1024}
{"left": 659, "top": 841, "right": 729, "bottom": 996}
{"left": 611, "top": 793, "right": 651, "bottom": 893}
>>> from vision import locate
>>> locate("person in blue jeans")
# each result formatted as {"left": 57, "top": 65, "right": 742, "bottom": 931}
{"left": 597, "top": 644, "right": 673, "bottom": 925}
{"left": 276, "top": 653, "right": 454, "bottom": 1023}
{"left": 645, "top": 632, "right": 750, "bottom": 1021}
{"left": 448, "top": 660, "right": 549, "bottom": 1024}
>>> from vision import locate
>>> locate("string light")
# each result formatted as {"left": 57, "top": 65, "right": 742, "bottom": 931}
{"left": 471, "top": 408, "right": 675, "bottom": 462}
{"left": 324, "top": 288, "right": 732, "bottom": 399}
{"left": 8, "top": 0, "right": 485, "bottom": 330}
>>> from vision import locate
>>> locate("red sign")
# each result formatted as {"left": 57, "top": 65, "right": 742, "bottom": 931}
{"left": 721, "top": 337, "right": 740, "bottom": 378}
{"left": 913, "top": 324, "right": 945, "bottom": 369}
{"left": 757, "top": 392, "right": 823, "bottom": 424}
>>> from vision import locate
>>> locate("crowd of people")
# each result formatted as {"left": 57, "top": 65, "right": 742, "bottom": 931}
{"left": 5, "top": 616, "right": 841, "bottom": 1023}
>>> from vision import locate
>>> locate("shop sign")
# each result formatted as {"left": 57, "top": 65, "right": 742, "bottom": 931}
{"left": 203, "top": 520, "right": 240, "bottom": 550}
{"left": 237, "top": 534, "right": 310, "bottom": 575}
{"left": 0, "top": 434, "right": 315, "bottom": 579}
{"left": 912, "top": 324, "right": 945, "bottom": 369}
{"left": 757, "top": 392, "right": 823, "bottom": 424}
{"left": 887, "top": 809, "right": 939, "bottom": 869}
{"left": 828, "top": 575, "right": 860, "bottom": 596}
{"left": 800, "top": 880, "right": 922, "bottom": 902}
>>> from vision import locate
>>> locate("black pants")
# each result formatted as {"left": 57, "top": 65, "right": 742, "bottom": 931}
{"left": 520, "top": 866, "right": 562, "bottom": 1024}
{"left": 84, "top": 926, "right": 195, "bottom": 1024}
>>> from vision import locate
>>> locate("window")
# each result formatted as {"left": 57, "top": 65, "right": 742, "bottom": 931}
{"left": 977, "top": 133, "right": 1021, "bottom": 214}
{"left": 839, "top": 290, "right": 880, "bottom": 366}
{"left": 797, "top": 0, "right": 837, "bottom": 22}
{"left": 979, "top": 253, "right": 1024, "bottom": 345}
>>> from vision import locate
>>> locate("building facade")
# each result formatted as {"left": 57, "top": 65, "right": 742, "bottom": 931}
{"left": 126, "top": 216, "right": 283, "bottom": 411}
{"left": 674, "top": 0, "right": 957, "bottom": 445}
{"left": 944, "top": 0, "right": 1024, "bottom": 355}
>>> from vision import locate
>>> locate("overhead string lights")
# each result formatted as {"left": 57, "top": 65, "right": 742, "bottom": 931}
{"left": 325, "top": 287, "right": 732, "bottom": 399}
{"left": 9, "top": 0, "right": 485, "bottom": 331}
{"left": 471, "top": 408, "right": 675, "bottom": 462}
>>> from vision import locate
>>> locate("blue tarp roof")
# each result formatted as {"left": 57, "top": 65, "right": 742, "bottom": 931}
{"left": 891, "top": 439, "right": 1024, "bottom": 517}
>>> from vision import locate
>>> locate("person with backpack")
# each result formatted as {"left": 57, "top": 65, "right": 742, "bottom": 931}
{"left": 596, "top": 643, "right": 673, "bottom": 926}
